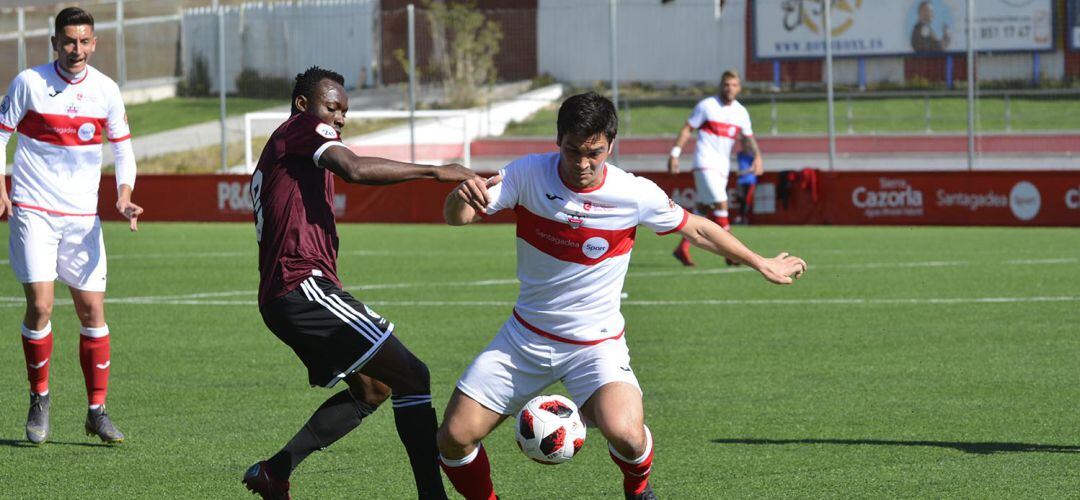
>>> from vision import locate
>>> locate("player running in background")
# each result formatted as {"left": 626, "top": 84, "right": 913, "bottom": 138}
{"left": 733, "top": 137, "right": 762, "bottom": 225}
{"left": 438, "top": 92, "right": 806, "bottom": 499}
{"left": 668, "top": 70, "right": 762, "bottom": 266}
{"left": 242, "top": 66, "right": 478, "bottom": 500}
{"left": 0, "top": 7, "right": 142, "bottom": 446}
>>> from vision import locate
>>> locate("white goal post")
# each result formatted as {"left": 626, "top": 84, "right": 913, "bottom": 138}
{"left": 244, "top": 110, "right": 475, "bottom": 173}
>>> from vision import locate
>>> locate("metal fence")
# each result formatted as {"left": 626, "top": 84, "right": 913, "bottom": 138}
{"left": 0, "top": 0, "right": 184, "bottom": 89}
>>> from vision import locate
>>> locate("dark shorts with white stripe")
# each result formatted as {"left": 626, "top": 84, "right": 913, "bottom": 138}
{"left": 260, "top": 277, "right": 394, "bottom": 388}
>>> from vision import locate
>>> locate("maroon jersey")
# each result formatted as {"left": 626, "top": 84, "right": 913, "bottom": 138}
{"left": 251, "top": 112, "right": 346, "bottom": 306}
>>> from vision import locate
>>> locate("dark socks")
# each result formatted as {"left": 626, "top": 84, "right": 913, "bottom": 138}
{"left": 392, "top": 395, "right": 447, "bottom": 499}
{"left": 266, "top": 389, "right": 376, "bottom": 479}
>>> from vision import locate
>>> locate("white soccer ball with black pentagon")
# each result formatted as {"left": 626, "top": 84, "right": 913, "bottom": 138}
{"left": 514, "top": 394, "right": 586, "bottom": 464}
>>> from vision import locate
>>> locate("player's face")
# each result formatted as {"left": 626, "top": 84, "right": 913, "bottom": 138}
{"left": 557, "top": 132, "right": 611, "bottom": 190}
{"left": 53, "top": 24, "right": 96, "bottom": 75}
{"left": 304, "top": 80, "right": 348, "bottom": 133}
{"left": 919, "top": 4, "right": 933, "bottom": 22}
{"left": 721, "top": 76, "right": 741, "bottom": 103}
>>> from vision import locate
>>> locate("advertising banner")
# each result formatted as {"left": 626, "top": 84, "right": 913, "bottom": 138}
{"left": 83, "top": 171, "right": 1077, "bottom": 227}
{"left": 753, "top": 0, "right": 1055, "bottom": 59}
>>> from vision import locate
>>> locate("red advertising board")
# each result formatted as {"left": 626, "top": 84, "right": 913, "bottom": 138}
{"left": 79, "top": 171, "right": 1079, "bottom": 227}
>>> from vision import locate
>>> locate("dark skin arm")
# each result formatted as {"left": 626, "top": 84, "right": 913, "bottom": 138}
{"left": 319, "top": 145, "right": 478, "bottom": 185}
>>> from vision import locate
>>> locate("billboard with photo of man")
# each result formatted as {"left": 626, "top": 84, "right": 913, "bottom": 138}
{"left": 753, "top": 0, "right": 1055, "bottom": 59}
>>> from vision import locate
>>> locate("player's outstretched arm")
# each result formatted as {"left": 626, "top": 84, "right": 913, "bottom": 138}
{"left": 668, "top": 123, "right": 695, "bottom": 174}
{"left": 319, "top": 146, "right": 477, "bottom": 186}
{"left": 676, "top": 213, "right": 806, "bottom": 284}
{"left": 443, "top": 175, "right": 501, "bottom": 226}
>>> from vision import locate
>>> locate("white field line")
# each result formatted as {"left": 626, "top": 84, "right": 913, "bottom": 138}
{"left": 1005, "top": 258, "right": 1079, "bottom": 265}
{"left": 7, "top": 296, "right": 1074, "bottom": 309}
{"left": 0, "top": 257, "right": 1073, "bottom": 307}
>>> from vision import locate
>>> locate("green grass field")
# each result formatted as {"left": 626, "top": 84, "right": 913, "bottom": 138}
{"left": 504, "top": 96, "right": 1080, "bottom": 136}
{"left": 0, "top": 222, "right": 1077, "bottom": 498}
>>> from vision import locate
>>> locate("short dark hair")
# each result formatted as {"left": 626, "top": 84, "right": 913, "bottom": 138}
{"left": 55, "top": 7, "right": 95, "bottom": 35}
{"left": 556, "top": 92, "right": 618, "bottom": 143}
{"left": 291, "top": 66, "right": 345, "bottom": 114}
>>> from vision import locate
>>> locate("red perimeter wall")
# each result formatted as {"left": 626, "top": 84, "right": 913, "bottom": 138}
{"left": 80, "top": 171, "right": 1080, "bottom": 227}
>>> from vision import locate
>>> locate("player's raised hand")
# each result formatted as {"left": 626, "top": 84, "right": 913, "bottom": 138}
{"left": 435, "top": 163, "right": 480, "bottom": 183}
{"left": 454, "top": 174, "right": 501, "bottom": 213}
{"left": 756, "top": 252, "right": 807, "bottom": 285}
{"left": 116, "top": 199, "right": 144, "bottom": 232}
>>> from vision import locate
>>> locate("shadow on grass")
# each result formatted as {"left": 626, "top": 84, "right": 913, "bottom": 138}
{"left": 0, "top": 438, "right": 112, "bottom": 449}
{"left": 710, "top": 438, "right": 1080, "bottom": 455}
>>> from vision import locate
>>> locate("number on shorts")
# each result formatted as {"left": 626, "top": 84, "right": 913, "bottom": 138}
{"left": 250, "top": 169, "right": 264, "bottom": 242}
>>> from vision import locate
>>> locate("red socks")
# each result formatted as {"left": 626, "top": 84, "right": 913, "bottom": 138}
{"left": 609, "top": 427, "right": 654, "bottom": 496}
{"left": 21, "top": 323, "right": 53, "bottom": 395}
{"left": 711, "top": 209, "right": 731, "bottom": 231}
{"left": 440, "top": 444, "right": 496, "bottom": 500}
{"left": 79, "top": 326, "right": 111, "bottom": 407}
{"left": 677, "top": 238, "right": 691, "bottom": 254}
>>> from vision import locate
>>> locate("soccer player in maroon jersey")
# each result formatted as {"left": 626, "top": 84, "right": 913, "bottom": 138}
{"left": 242, "top": 66, "right": 478, "bottom": 499}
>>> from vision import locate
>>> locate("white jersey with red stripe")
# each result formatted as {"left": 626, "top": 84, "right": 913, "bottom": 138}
{"left": 0, "top": 62, "right": 131, "bottom": 215}
{"left": 687, "top": 96, "right": 753, "bottom": 171}
{"left": 482, "top": 152, "right": 688, "bottom": 344}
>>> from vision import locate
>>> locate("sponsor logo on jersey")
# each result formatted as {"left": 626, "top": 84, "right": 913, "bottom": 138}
{"left": 315, "top": 122, "right": 338, "bottom": 139}
{"left": 77, "top": 122, "right": 96, "bottom": 142}
{"left": 0, "top": 95, "right": 9, "bottom": 114}
{"left": 581, "top": 237, "right": 610, "bottom": 259}
{"left": 1009, "top": 181, "right": 1040, "bottom": 221}
{"left": 546, "top": 193, "right": 564, "bottom": 201}
{"left": 48, "top": 87, "right": 62, "bottom": 97}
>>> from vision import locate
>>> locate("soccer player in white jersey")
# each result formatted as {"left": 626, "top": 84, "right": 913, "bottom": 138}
{"left": 0, "top": 7, "right": 142, "bottom": 445}
{"left": 668, "top": 70, "right": 763, "bottom": 267}
{"left": 437, "top": 92, "right": 806, "bottom": 499}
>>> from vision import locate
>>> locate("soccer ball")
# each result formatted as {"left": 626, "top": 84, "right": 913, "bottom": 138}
{"left": 514, "top": 394, "right": 586, "bottom": 464}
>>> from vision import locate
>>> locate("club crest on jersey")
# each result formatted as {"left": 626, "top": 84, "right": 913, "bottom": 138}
{"left": 315, "top": 123, "right": 338, "bottom": 140}
{"left": 66, "top": 103, "right": 79, "bottom": 118}
{"left": 0, "top": 95, "right": 9, "bottom": 114}
{"left": 77, "top": 122, "right": 96, "bottom": 142}
{"left": 567, "top": 215, "right": 584, "bottom": 229}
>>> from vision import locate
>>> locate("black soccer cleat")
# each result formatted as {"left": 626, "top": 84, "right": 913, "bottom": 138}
{"left": 242, "top": 461, "right": 292, "bottom": 500}
{"left": 26, "top": 393, "right": 51, "bottom": 445}
{"left": 85, "top": 406, "right": 125, "bottom": 444}
{"left": 626, "top": 482, "right": 659, "bottom": 500}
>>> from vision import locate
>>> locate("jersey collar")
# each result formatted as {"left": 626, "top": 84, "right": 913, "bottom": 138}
{"left": 557, "top": 161, "right": 608, "bottom": 194}
{"left": 54, "top": 61, "right": 88, "bottom": 85}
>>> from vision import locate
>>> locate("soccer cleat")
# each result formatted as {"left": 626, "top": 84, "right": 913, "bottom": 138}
{"left": 242, "top": 461, "right": 292, "bottom": 500}
{"left": 26, "top": 393, "right": 51, "bottom": 445}
{"left": 625, "top": 482, "right": 659, "bottom": 500}
{"left": 672, "top": 248, "right": 695, "bottom": 267}
{"left": 85, "top": 406, "right": 125, "bottom": 444}
{"left": 724, "top": 257, "right": 741, "bottom": 267}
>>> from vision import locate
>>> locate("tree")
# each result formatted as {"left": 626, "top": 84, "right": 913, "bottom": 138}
{"left": 422, "top": 0, "right": 503, "bottom": 108}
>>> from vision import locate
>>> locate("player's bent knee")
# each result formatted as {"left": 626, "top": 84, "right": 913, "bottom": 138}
{"left": 436, "top": 419, "right": 479, "bottom": 455}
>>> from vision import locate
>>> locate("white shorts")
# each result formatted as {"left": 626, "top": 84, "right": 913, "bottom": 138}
{"left": 693, "top": 168, "right": 730, "bottom": 205}
{"left": 456, "top": 315, "right": 641, "bottom": 416}
{"left": 9, "top": 206, "right": 107, "bottom": 292}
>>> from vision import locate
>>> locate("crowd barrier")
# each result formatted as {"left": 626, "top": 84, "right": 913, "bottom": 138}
{"left": 80, "top": 171, "right": 1078, "bottom": 227}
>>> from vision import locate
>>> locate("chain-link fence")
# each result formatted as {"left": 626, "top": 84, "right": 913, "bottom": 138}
{"left": 5, "top": 0, "right": 1079, "bottom": 173}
